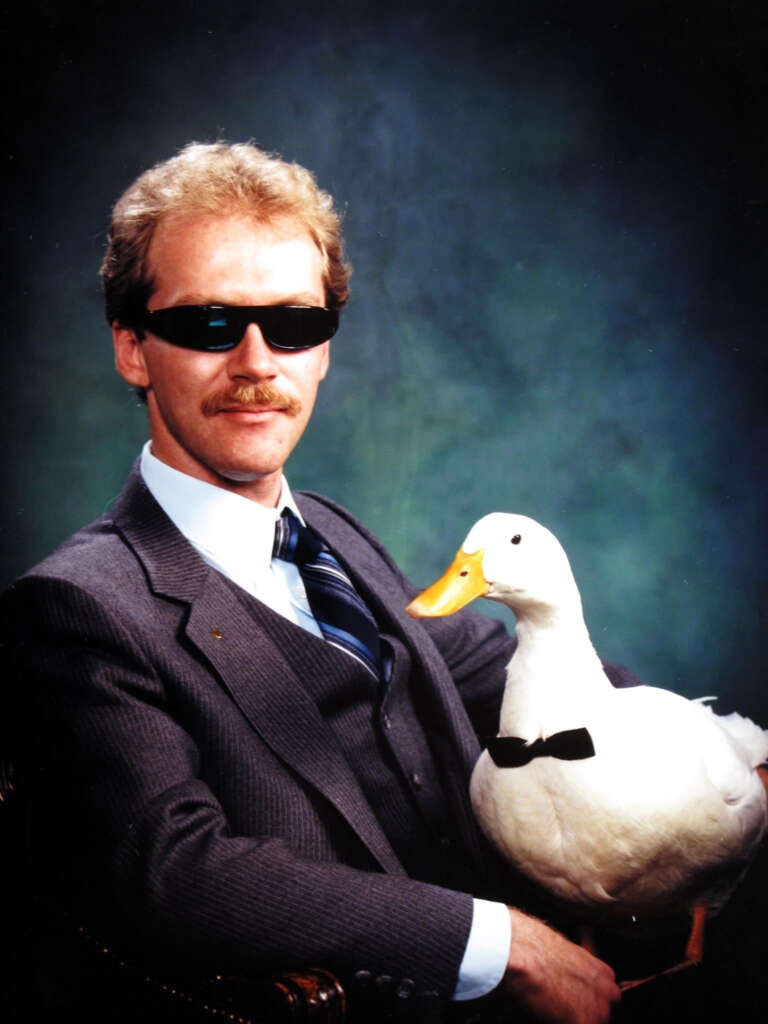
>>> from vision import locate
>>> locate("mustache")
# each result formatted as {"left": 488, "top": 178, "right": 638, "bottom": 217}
{"left": 201, "top": 382, "right": 302, "bottom": 418}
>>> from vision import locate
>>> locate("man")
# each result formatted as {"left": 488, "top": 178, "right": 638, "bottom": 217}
{"left": 4, "top": 143, "right": 621, "bottom": 1022}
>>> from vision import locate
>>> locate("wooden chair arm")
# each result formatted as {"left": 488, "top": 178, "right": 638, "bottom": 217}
{"left": 74, "top": 925, "right": 347, "bottom": 1022}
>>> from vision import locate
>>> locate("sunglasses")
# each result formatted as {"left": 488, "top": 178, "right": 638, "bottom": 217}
{"left": 139, "top": 305, "right": 339, "bottom": 352}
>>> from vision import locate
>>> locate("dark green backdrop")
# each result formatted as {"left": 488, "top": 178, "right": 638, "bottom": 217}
{"left": 2, "top": 1, "right": 766, "bottom": 727}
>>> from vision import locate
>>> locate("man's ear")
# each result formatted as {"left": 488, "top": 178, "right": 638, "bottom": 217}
{"left": 113, "top": 323, "right": 150, "bottom": 389}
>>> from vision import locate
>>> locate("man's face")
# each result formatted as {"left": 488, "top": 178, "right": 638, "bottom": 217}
{"left": 113, "top": 213, "right": 331, "bottom": 505}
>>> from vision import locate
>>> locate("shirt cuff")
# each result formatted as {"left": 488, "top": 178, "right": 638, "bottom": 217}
{"left": 452, "top": 898, "right": 510, "bottom": 1001}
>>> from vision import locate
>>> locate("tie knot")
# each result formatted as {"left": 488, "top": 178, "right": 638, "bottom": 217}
{"left": 273, "top": 508, "right": 324, "bottom": 566}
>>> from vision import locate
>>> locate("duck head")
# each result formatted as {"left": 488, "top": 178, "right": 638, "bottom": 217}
{"left": 406, "top": 512, "right": 579, "bottom": 619}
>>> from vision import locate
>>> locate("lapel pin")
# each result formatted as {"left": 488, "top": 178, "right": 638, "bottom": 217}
{"left": 211, "top": 628, "right": 223, "bottom": 639}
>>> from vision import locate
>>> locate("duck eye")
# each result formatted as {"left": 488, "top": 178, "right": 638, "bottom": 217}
{"left": 459, "top": 569, "right": 469, "bottom": 577}
{"left": 511, "top": 534, "right": 522, "bottom": 545}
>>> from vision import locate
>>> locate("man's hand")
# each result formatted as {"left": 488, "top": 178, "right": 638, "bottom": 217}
{"left": 502, "top": 907, "right": 621, "bottom": 1023}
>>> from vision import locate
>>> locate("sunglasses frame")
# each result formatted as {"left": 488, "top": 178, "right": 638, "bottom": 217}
{"left": 138, "top": 304, "right": 340, "bottom": 352}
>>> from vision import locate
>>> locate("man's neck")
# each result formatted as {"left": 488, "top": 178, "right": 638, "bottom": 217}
{"left": 205, "top": 468, "right": 283, "bottom": 507}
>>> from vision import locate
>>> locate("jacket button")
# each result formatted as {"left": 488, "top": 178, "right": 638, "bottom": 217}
{"left": 382, "top": 713, "right": 392, "bottom": 730}
{"left": 375, "top": 974, "right": 394, "bottom": 997}
{"left": 409, "top": 771, "right": 423, "bottom": 789}
{"left": 396, "top": 978, "right": 415, "bottom": 999}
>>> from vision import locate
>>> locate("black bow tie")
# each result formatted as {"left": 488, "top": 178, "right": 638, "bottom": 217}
{"left": 485, "top": 727, "right": 595, "bottom": 768}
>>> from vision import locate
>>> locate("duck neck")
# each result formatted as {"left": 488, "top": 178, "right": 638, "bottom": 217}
{"left": 498, "top": 596, "right": 609, "bottom": 740}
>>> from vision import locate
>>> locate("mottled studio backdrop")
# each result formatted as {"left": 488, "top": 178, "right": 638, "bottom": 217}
{"left": 2, "top": 1, "right": 766, "bottom": 726}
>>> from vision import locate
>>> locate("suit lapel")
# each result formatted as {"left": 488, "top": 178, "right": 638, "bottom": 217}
{"left": 184, "top": 577, "right": 405, "bottom": 873}
{"left": 109, "top": 465, "right": 405, "bottom": 875}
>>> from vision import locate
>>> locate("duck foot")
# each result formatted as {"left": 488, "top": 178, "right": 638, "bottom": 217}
{"left": 619, "top": 958, "right": 700, "bottom": 992}
{"left": 684, "top": 902, "right": 707, "bottom": 963}
{"left": 618, "top": 904, "right": 707, "bottom": 992}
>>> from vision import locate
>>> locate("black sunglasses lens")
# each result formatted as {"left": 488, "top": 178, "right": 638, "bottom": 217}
{"left": 142, "top": 308, "right": 242, "bottom": 350}
{"left": 258, "top": 307, "right": 339, "bottom": 350}
{"left": 143, "top": 306, "right": 338, "bottom": 351}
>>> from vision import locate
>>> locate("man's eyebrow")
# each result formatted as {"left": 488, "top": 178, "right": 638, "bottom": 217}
{"left": 169, "top": 293, "right": 326, "bottom": 307}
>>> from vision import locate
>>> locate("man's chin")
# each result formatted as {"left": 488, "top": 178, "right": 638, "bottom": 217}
{"left": 205, "top": 464, "right": 286, "bottom": 504}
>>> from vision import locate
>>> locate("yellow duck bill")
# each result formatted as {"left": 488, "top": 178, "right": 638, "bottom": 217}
{"left": 406, "top": 547, "right": 489, "bottom": 618}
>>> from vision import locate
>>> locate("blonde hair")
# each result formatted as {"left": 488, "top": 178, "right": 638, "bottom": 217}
{"left": 100, "top": 141, "right": 351, "bottom": 326}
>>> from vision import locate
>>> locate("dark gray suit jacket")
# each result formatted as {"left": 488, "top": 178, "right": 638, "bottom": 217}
{"left": 3, "top": 464, "right": 518, "bottom": 1001}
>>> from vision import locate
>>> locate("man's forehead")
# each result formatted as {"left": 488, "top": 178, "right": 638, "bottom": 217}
{"left": 144, "top": 210, "right": 326, "bottom": 308}
{"left": 148, "top": 211, "right": 315, "bottom": 256}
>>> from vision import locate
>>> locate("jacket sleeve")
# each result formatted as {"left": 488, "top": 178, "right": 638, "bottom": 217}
{"left": 1, "top": 574, "right": 474, "bottom": 1002}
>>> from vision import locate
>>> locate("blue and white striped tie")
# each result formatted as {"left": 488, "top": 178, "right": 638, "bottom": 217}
{"left": 273, "top": 509, "right": 381, "bottom": 680}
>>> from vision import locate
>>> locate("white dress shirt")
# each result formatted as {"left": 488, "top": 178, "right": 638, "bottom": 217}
{"left": 139, "top": 442, "right": 509, "bottom": 1000}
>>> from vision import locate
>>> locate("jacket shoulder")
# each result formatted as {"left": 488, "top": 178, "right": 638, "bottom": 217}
{"left": 295, "top": 491, "right": 403, "bottom": 573}
{"left": 4, "top": 517, "right": 163, "bottom": 631}
{"left": 13, "top": 515, "right": 133, "bottom": 588}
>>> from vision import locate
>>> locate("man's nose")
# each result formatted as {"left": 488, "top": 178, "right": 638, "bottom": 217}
{"left": 226, "top": 323, "right": 280, "bottom": 379}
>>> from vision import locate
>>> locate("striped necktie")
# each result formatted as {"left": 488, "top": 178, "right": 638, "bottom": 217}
{"left": 272, "top": 509, "right": 381, "bottom": 680}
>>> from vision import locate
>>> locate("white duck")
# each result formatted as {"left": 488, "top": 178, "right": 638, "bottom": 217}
{"left": 407, "top": 513, "right": 768, "bottom": 974}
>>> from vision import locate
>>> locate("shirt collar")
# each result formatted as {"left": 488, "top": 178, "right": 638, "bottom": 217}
{"left": 139, "top": 441, "right": 303, "bottom": 578}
